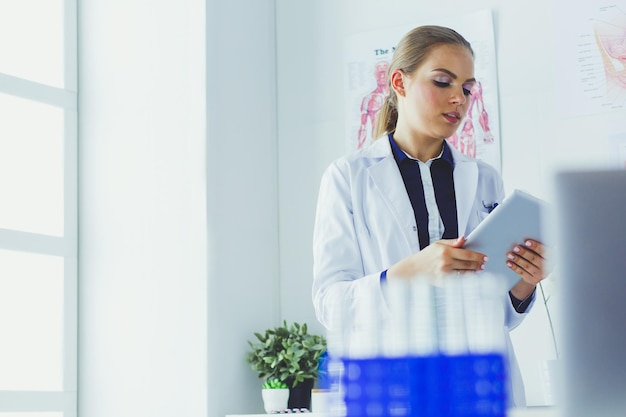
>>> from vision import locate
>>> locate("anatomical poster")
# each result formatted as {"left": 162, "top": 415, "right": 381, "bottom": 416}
{"left": 556, "top": 1, "right": 626, "bottom": 116}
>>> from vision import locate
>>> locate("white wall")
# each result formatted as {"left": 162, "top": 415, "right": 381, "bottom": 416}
{"left": 78, "top": 0, "right": 208, "bottom": 415}
{"left": 205, "top": 0, "right": 280, "bottom": 415}
{"left": 79, "top": 0, "right": 281, "bottom": 415}
{"left": 275, "top": 0, "right": 626, "bottom": 406}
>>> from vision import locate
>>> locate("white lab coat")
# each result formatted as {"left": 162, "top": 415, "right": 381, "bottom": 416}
{"left": 312, "top": 137, "right": 534, "bottom": 407}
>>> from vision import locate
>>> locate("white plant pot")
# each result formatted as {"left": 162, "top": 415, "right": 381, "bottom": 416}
{"left": 261, "top": 388, "right": 290, "bottom": 413}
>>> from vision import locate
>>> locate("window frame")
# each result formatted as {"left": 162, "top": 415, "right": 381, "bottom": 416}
{"left": 0, "top": 0, "right": 77, "bottom": 415}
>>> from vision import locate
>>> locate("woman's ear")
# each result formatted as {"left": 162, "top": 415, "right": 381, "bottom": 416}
{"left": 390, "top": 69, "right": 406, "bottom": 97}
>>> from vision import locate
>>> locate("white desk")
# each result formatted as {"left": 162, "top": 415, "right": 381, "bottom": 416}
{"left": 227, "top": 408, "right": 559, "bottom": 417}
{"left": 511, "top": 408, "right": 560, "bottom": 417}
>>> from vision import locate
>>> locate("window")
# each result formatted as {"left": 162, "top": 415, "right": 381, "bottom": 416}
{"left": 0, "top": 1, "right": 77, "bottom": 416}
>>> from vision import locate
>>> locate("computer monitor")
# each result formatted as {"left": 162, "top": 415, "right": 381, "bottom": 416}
{"left": 554, "top": 169, "right": 626, "bottom": 416}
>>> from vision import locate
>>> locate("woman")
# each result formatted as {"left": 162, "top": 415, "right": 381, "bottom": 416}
{"left": 312, "top": 25, "right": 546, "bottom": 407}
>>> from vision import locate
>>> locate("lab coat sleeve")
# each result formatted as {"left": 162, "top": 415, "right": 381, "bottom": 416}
{"left": 312, "top": 160, "right": 388, "bottom": 330}
{"left": 505, "top": 292, "right": 536, "bottom": 331}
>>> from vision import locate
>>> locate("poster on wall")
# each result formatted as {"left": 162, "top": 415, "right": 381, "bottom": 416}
{"left": 344, "top": 9, "right": 502, "bottom": 172}
{"left": 556, "top": 1, "right": 626, "bottom": 116}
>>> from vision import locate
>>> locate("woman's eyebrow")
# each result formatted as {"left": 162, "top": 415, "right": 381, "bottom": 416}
{"left": 432, "top": 68, "right": 476, "bottom": 83}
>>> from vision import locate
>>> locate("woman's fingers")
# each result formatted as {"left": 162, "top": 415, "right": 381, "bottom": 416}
{"left": 524, "top": 239, "right": 546, "bottom": 257}
{"left": 389, "top": 238, "right": 488, "bottom": 279}
{"left": 443, "top": 241, "right": 487, "bottom": 271}
{"left": 422, "top": 240, "right": 484, "bottom": 273}
{"left": 452, "top": 236, "right": 466, "bottom": 248}
{"left": 507, "top": 240, "right": 545, "bottom": 284}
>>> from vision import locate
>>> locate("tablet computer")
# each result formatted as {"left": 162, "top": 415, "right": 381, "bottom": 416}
{"left": 464, "top": 189, "right": 547, "bottom": 290}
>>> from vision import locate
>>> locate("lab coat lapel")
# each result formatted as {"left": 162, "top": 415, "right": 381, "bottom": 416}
{"left": 365, "top": 140, "right": 417, "bottom": 249}
{"left": 451, "top": 148, "right": 478, "bottom": 236}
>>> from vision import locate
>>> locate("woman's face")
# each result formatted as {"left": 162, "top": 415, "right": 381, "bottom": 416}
{"left": 394, "top": 44, "right": 476, "bottom": 142}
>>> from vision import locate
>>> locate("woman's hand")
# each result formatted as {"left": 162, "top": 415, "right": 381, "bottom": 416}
{"left": 508, "top": 239, "right": 547, "bottom": 299}
{"left": 387, "top": 236, "right": 488, "bottom": 279}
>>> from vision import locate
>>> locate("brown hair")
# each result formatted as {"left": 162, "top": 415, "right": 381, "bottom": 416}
{"left": 372, "top": 25, "right": 474, "bottom": 139}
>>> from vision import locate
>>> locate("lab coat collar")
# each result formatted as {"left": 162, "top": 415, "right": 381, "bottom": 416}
{"left": 364, "top": 135, "right": 479, "bottom": 240}
{"left": 387, "top": 134, "right": 454, "bottom": 168}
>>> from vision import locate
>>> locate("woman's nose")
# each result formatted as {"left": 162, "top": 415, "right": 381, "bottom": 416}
{"left": 451, "top": 88, "right": 467, "bottom": 105}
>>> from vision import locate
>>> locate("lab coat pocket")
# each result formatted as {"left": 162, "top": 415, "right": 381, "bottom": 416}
{"left": 477, "top": 209, "right": 490, "bottom": 222}
{"left": 469, "top": 209, "right": 490, "bottom": 232}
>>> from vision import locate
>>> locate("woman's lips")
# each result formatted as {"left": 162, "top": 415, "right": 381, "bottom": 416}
{"left": 443, "top": 112, "right": 461, "bottom": 124}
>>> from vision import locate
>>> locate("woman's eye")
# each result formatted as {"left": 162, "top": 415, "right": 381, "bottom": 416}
{"left": 433, "top": 80, "right": 450, "bottom": 88}
{"left": 434, "top": 79, "right": 473, "bottom": 96}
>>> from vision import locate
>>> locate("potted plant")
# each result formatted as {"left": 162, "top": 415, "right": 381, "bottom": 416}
{"left": 260, "top": 379, "right": 289, "bottom": 413}
{"left": 247, "top": 321, "right": 327, "bottom": 411}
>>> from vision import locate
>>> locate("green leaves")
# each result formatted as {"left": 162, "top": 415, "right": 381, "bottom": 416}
{"left": 262, "top": 378, "right": 288, "bottom": 389}
{"left": 246, "top": 321, "right": 327, "bottom": 388}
